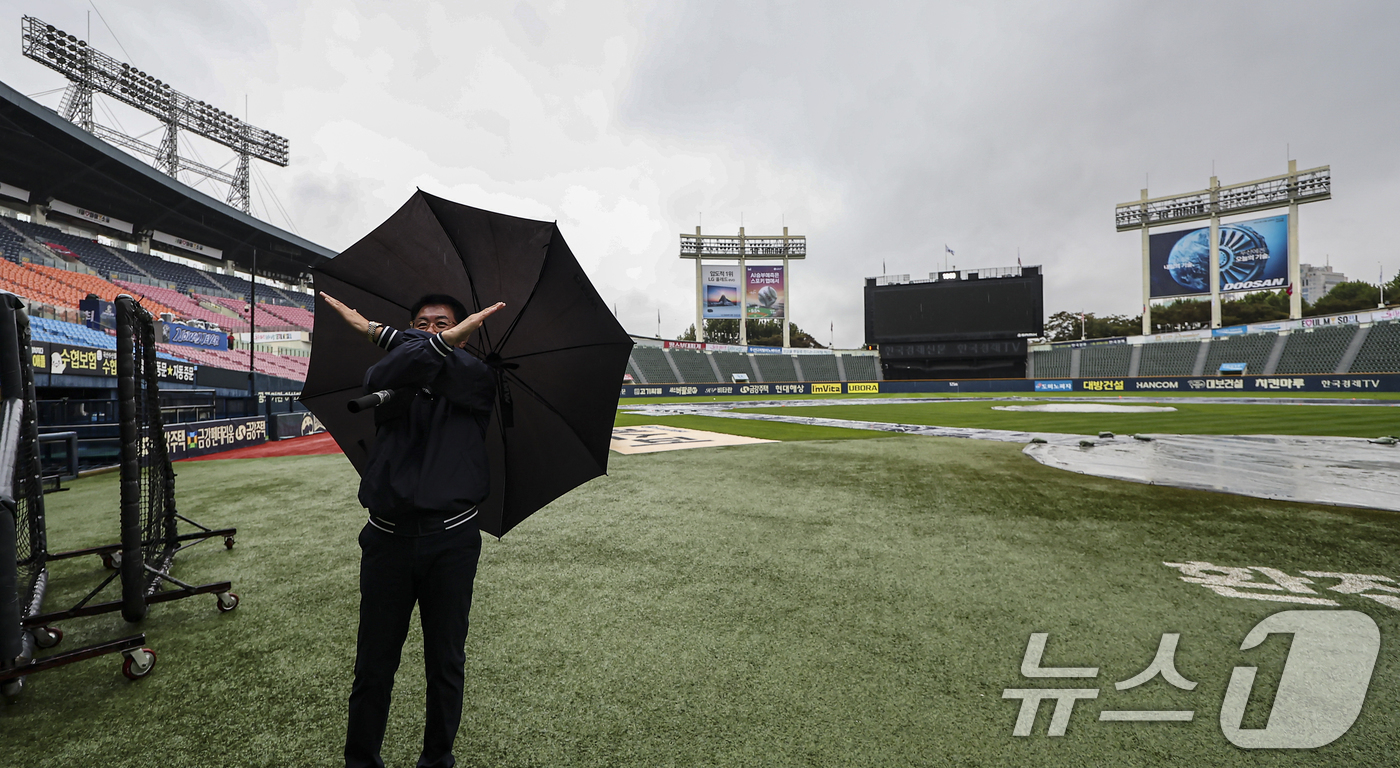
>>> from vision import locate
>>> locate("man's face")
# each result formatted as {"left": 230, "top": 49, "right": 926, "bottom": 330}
{"left": 413, "top": 304, "right": 465, "bottom": 347}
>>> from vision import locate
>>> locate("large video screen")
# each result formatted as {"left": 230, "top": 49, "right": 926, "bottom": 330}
{"left": 1149, "top": 214, "right": 1289, "bottom": 298}
{"left": 864, "top": 274, "right": 1043, "bottom": 344}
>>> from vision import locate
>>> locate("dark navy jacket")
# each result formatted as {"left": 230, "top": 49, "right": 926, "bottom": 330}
{"left": 356, "top": 327, "right": 496, "bottom": 515}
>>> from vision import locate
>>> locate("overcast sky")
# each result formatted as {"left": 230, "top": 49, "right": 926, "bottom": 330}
{"left": 4, "top": 1, "right": 1398, "bottom": 346}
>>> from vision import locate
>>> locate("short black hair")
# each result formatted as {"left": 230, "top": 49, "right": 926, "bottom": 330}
{"left": 410, "top": 294, "right": 469, "bottom": 326}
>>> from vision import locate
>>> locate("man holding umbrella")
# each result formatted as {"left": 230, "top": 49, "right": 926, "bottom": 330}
{"left": 301, "top": 191, "right": 634, "bottom": 765}
{"left": 322, "top": 290, "right": 504, "bottom": 768}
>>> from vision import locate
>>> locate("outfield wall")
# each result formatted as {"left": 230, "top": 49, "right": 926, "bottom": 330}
{"left": 619, "top": 372, "right": 1400, "bottom": 398}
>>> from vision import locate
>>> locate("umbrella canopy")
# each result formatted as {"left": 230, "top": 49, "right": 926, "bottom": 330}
{"left": 301, "top": 190, "right": 634, "bottom": 536}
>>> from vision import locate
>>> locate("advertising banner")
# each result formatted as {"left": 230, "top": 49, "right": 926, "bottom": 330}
{"left": 1149, "top": 214, "right": 1289, "bottom": 298}
{"left": 744, "top": 265, "right": 785, "bottom": 320}
{"left": 620, "top": 373, "right": 1400, "bottom": 399}
{"left": 152, "top": 229, "right": 223, "bottom": 260}
{"left": 161, "top": 321, "right": 228, "bottom": 350}
{"left": 703, "top": 266, "right": 741, "bottom": 319}
{"left": 164, "top": 416, "right": 267, "bottom": 459}
{"left": 0, "top": 181, "right": 29, "bottom": 202}
{"left": 49, "top": 199, "right": 134, "bottom": 234}
{"left": 36, "top": 341, "right": 197, "bottom": 384}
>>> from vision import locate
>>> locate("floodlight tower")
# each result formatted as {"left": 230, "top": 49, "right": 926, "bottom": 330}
{"left": 21, "top": 16, "right": 289, "bottom": 215}
{"left": 680, "top": 226, "right": 805, "bottom": 346}
{"left": 1116, "top": 161, "right": 1330, "bottom": 332}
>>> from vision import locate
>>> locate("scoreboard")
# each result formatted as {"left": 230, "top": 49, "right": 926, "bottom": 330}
{"left": 864, "top": 271, "right": 1043, "bottom": 345}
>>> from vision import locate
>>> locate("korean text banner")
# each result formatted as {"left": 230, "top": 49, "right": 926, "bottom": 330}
{"left": 745, "top": 265, "right": 785, "bottom": 320}
{"left": 703, "top": 266, "right": 740, "bottom": 318}
{"left": 1149, "top": 214, "right": 1289, "bottom": 299}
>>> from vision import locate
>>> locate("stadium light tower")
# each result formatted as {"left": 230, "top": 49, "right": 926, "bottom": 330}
{"left": 20, "top": 16, "right": 289, "bottom": 215}
{"left": 679, "top": 226, "right": 805, "bottom": 346}
{"left": 1116, "top": 161, "right": 1330, "bottom": 333}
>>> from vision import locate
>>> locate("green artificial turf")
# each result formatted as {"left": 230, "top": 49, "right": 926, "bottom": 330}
{"left": 736, "top": 400, "right": 1400, "bottom": 438}
{"left": 3, "top": 441, "right": 1399, "bottom": 766}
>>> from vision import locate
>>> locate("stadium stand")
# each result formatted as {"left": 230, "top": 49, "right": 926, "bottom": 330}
{"left": 0, "top": 260, "right": 176, "bottom": 319}
{"left": 118, "top": 249, "right": 226, "bottom": 293}
{"left": 113, "top": 281, "right": 243, "bottom": 331}
{"left": 31, "top": 316, "right": 184, "bottom": 363}
{"left": 668, "top": 348, "right": 718, "bottom": 383}
{"left": 0, "top": 220, "right": 42, "bottom": 262}
{"left": 256, "top": 301, "right": 315, "bottom": 330}
{"left": 1078, "top": 345, "right": 1132, "bottom": 378}
{"left": 1029, "top": 347, "right": 1072, "bottom": 379}
{"left": 711, "top": 350, "right": 758, "bottom": 382}
{"left": 841, "top": 354, "right": 879, "bottom": 381}
{"left": 1135, "top": 340, "right": 1202, "bottom": 377}
{"left": 1350, "top": 321, "right": 1400, "bottom": 374}
{"left": 195, "top": 295, "right": 305, "bottom": 332}
{"left": 3, "top": 218, "right": 173, "bottom": 288}
{"left": 754, "top": 354, "right": 798, "bottom": 383}
{"left": 630, "top": 346, "right": 674, "bottom": 385}
{"left": 1202, "top": 333, "right": 1277, "bottom": 375}
{"left": 1274, "top": 326, "right": 1358, "bottom": 375}
{"left": 158, "top": 343, "right": 308, "bottom": 380}
{"left": 797, "top": 354, "right": 841, "bottom": 382}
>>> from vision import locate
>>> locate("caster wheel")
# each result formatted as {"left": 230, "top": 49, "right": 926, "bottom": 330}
{"left": 101, "top": 552, "right": 120, "bottom": 570}
{"left": 223, "top": 536, "right": 235, "bottom": 550}
{"left": 216, "top": 592, "right": 240, "bottom": 613}
{"left": 32, "top": 626, "right": 62, "bottom": 650}
{"left": 122, "top": 648, "right": 156, "bottom": 680}
{"left": 2, "top": 678, "right": 23, "bottom": 701}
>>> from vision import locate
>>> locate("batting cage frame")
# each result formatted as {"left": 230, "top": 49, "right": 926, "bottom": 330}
{"left": 0, "top": 292, "right": 150, "bottom": 700}
{"left": 29, "top": 295, "right": 239, "bottom": 629}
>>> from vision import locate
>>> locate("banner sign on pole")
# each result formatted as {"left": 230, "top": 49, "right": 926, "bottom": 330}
{"left": 48, "top": 199, "right": 134, "bottom": 234}
{"left": 703, "top": 266, "right": 741, "bottom": 319}
{"left": 745, "top": 265, "right": 785, "bottom": 319}
{"left": 1149, "top": 214, "right": 1289, "bottom": 298}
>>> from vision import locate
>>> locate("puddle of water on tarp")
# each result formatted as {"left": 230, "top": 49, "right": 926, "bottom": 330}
{"left": 1023, "top": 435, "right": 1400, "bottom": 513}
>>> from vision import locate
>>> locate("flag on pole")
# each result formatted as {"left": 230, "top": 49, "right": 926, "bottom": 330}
{"left": 1286, "top": 283, "right": 1294, "bottom": 296}
{"left": 945, "top": 245, "right": 955, "bottom": 257}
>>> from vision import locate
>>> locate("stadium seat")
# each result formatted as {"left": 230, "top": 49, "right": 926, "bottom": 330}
{"left": 752, "top": 354, "right": 798, "bottom": 383}
{"left": 797, "top": 354, "right": 841, "bottom": 382}
{"left": 711, "top": 351, "right": 758, "bottom": 383}
{"left": 841, "top": 354, "right": 879, "bottom": 381}
{"left": 1136, "top": 340, "right": 1202, "bottom": 377}
{"left": 1203, "top": 333, "right": 1277, "bottom": 375}
{"left": 1029, "top": 347, "right": 1072, "bottom": 379}
{"left": 629, "top": 347, "right": 675, "bottom": 384}
{"left": 1078, "top": 345, "right": 1131, "bottom": 378}
{"left": 1274, "top": 326, "right": 1358, "bottom": 375}
{"left": 1349, "top": 321, "right": 1400, "bottom": 374}
{"left": 668, "top": 348, "right": 719, "bottom": 383}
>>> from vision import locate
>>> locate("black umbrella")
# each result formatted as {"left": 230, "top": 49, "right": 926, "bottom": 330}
{"left": 300, "top": 190, "right": 633, "bottom": 536}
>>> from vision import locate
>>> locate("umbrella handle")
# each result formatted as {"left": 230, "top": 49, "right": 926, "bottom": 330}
{"left": 348, "top": 390, "right": 395, "bottom": 413}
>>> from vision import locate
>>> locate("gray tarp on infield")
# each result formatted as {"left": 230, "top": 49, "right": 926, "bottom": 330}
{"left": 621, "top": 399, "right": 1400, "bottom": 513}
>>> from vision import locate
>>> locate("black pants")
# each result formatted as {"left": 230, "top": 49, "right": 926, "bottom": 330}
{"left": 345, "top": 517, "right": 482, "bottom": 768}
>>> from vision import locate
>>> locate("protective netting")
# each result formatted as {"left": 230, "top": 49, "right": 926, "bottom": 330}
{"left": 116, "top": 297, "right": 178, "bottom": 612}
{"left": 13, "top": 308, "right": 47, "bottom": 617}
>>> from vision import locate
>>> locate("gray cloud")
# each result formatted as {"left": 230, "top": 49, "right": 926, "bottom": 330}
{"left": 4, "top": 0, "right": 1397, "bottom": 345}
